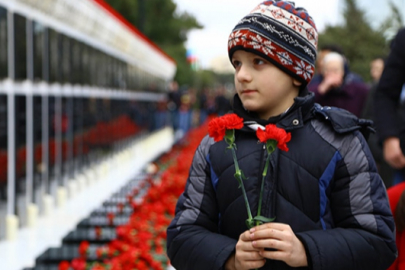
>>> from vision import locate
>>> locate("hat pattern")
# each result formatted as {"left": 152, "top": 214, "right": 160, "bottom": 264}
{"left": 228, "top": 1, "right": 318, "bottom": 84}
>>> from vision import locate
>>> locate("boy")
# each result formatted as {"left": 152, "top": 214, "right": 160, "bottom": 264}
{"left": 166, "top": 1, "right": 397, "bottom": 269}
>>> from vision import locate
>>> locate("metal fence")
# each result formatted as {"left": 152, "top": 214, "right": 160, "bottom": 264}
{"left": 0, "top": 1, "right": 175, "bottom": 240}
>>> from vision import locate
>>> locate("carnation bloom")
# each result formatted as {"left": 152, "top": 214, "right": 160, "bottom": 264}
{"left": 256, "top": 124, "right": 291, "bottom": 152}
{"left": 58, "top": 261, "right": 70, "bottom": 270}
{"left": 208, "top": 113, "right": 244, "bottom": 142}
{"left": 78, "top": 241, "right": 90, "bottom": 258}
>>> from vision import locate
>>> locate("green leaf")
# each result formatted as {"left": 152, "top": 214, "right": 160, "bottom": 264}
{"left": 241, "top": 170, "right": 248, "bottom": 180}
{"left": 253, "top": 215, "right": 276, "bottom": 224}
{"left": 246, "top": 219, "right": 255, "bottom": 229}
{"left": 234, "top": 172, "right": 242, "bottom": 188}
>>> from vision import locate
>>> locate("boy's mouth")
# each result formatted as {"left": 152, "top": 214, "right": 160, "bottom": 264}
{"left": 241, "top": 89, "right": 257, "bottom": 94}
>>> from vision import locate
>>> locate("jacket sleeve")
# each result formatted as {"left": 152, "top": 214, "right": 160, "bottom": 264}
{"left": 166, "top": 135, "right": 237, "bottom": 270}
{"left": 296, "top": 130, "right": 397, "bottom": 270}
{"left": 374, "top": 28, "right": 405, "bottom": 141}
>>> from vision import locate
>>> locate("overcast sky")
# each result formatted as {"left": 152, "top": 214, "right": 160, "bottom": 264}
{"left": 172, "top": 0, "right": 404, "bottom": 69}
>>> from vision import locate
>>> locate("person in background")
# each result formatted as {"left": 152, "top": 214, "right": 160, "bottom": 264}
{"left": 370, "top": 57, "right": 385, "bottom": 84}
{"left": 308, "top": 52, "right": 369, "bottom": 117}
{"left": 214, "top": 85, "right": 232, "bottom": 116}
{"left": 166, "top": 1, "right": 396, "bottom": 269}
{"left": 362, "top": 57, "right": 385, "bottom": 117}
{"left": 198, "top": 88, "right": 209, "bottom": 124}
{"left": 167, "top": 81, "right": 182, "bottom": 131}
{"left": 362, "top": 56, "right": 394, "bottom": 188}
{"left": 310, "top": 44, "right": 344, "bottom": 86}
{"left": 309, "top": 44, "right": 363, "bottom": 86}
{"left": 177, "top": 91, "right": 192, "bottom": 137}
{"left": 374, "top": 28, "right": 405, "bottom": 186}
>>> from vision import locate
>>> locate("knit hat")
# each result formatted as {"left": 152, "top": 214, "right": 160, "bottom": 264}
{"left": 228, "top": 1, "right": 318, "bottom": 85}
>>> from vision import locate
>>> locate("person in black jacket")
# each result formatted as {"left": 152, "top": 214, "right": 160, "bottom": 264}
{"left": 362, "top": 56, "right": 395, "bottom": 188}
{"left": 374, "top": 28, "right": 405, "bottom": 186}
{"left": 167, "top": 1, "right": 397, "bottom": 269}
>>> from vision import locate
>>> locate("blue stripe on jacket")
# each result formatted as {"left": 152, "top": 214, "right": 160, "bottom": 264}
{"left": 319, "top": 151, "right": 343, "bottom": 230}
{"left": 206, "top": 153, "right": 219, "bottom": 192}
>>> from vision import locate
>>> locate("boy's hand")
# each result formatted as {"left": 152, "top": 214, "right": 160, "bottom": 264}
{"left": 250, "top": 223, "right": 308, "bottom": 267}
{"left": 225, "top": 230, "right": 266, "bottom": 270}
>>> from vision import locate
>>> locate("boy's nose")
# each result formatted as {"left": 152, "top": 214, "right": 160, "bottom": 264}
{"left": 236, "top": 66, "right": 252, "bottom": 82}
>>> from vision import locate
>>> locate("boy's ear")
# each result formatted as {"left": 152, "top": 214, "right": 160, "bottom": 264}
{"left": 292, "top": 79, "right": 302, "bottom": 87}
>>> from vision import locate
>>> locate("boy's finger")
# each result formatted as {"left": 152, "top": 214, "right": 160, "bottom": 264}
{"left": 240, "top": 229, "right": 253, "bottom": 241}
{"left": 251, "top": 228, "right": 283, "bottom": 242}
{"left": 252, "top": 222, "right": 290, "bottom": 232}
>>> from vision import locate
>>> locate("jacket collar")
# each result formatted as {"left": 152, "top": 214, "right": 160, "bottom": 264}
{"left": 232, "top": 91, "right": 315, "bottom": 131}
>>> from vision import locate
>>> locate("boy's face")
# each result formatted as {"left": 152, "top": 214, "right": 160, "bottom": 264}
{"left": 232, "top": 50, "right": 300, "bottom": 120}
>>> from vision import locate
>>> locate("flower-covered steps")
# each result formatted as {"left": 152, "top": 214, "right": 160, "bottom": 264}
{"left": 22, "top": 122, "right": 208, "bottom": 270}
{"left": 24, "top": 174, "right": 156, "bottom": 270}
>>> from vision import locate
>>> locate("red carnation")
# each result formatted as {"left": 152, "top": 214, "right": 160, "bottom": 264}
{"left": 256, "top": 124, "right": 291, "bottom": 152}
{"left": 96, "top": 247, "right": 104, "bottom": 258}
{"left": 71, "top": 258, "right": 86, "bottom": 270}
{"left": 107, "top": 212, "right": 115, "bottom": 226}
{"left": 208, "top": 114, "right": 244, "bottom": 142}
{"left": 58, "top": 261, "right": 70, "bottom": 270}
{"left": 78, "top": 241, "right": 90, "bottom": 258}
{"left": 92, "top": 264, "right": 105, "bottom": 270}
{"left": 95, "top": 226, "right": 102, "bottom": 238}
{"left": 117, "top": 203, "right": 124, "bottom": 214}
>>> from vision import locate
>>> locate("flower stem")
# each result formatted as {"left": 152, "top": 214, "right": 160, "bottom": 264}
{"left": 231, "top": 147, "right": 253, "bottom": 224}
{"left": 256, "top": 154, "right": 271, "bottom": 226}
{"left": 239, "top": 175, "right": 253, "bottom": 221}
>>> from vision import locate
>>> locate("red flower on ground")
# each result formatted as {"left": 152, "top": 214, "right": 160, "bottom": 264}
{"left": 256, "top": 124, "right": 291, "bottom": 152}
{"left": 62, "top": 122, "right": 211, "bottom": 270}
{"left": 92, "top": 264, "right": 105, "bottom": 270}
{"left": 126, "top": 194, "right": 133, "bottom": 204}
{"left": 78, "top": 241, "right": 90, "bottom": 258}
{"left": 117, "top": 203, "right": 124, "bottom": 214}
{"left": 71, "top": 258, "right": 86, "bottom": 270}
{"left": 107, "top": 212, "right": 115, "bottom": 225}
{"left": 95, "top": 226, "right": 102, "bottom": 238}
{"left": 96, "top": 247, "right": 105, "bottom": 258}
{"left": 58, "top": 260, "right": 70, "bottom": 270}
{"left": 208, "top": 114, "right": 244, "bottom": 142}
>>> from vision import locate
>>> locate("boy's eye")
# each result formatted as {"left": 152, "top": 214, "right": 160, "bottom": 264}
{"left": 232, "top": 60, "right": 241, "bottom": 68}
{"left": 253, "top": 58, "right": 265, "bottom": 65}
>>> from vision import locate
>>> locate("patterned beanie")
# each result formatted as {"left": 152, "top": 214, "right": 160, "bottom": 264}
{"left": 228, "top": 0, "right": 318, "bottom": 85}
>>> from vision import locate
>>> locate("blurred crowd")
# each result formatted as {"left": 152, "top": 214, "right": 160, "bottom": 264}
{"left": 165, "top": 81, "right": 232, "bottom": 141}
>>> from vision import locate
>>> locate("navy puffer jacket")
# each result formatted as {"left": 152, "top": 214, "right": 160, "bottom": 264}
{"left": 167, "top": 93, "right": 397, "bottom": 270}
